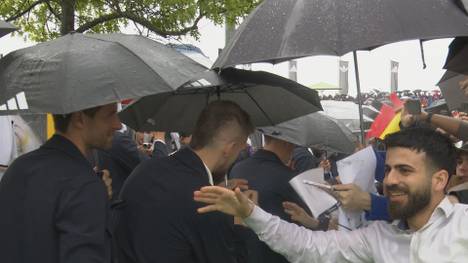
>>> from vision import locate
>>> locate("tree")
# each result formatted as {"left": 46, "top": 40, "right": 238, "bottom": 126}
{"left": 0, "top": 0, "right": 261, "bottom": 41}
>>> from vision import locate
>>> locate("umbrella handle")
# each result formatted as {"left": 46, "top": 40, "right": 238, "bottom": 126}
{"left": 419, "top": 40, "right": 427, "bottom": 69}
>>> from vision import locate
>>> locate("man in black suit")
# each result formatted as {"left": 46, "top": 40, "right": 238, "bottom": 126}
{"left": 229, "top": 134, "right": 313, "bottom": 263}
{"left": 95, "top": 131, "right": 143, "bottom": 200}
{"left": 115, "top": 100, "right": 254, "bottom": 263}
{"left": 0, "top": 103, "right": 122, "bottom": 263}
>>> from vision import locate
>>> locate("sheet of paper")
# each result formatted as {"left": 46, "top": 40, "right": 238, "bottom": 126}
{"left": 337, "top": 146, "right": 377, "bottom": 193}
{"left": 336, "top": 146, "right": 378, "bottom": 230}
{"left": 289, "top": 168, "right": 338, "bottom": 217}
{"left": 0, "top": 116, "right": 15, "bottom": 166}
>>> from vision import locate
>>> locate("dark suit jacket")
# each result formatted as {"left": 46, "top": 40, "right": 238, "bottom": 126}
{"left": 291, "top": 146, "right": 319, "bottom": 174}
{"left": 229, "top": 149, "right": 309, "bottom": 263}
{"left": 115, "top": 148, "right": 242, "bottom": 263}
{"left": 96, "top": 132, "right": 142, "bottom": 199}
{"left": 0, "top": 135, "right": 110, "bottom": 263}
{"left": 151, "top": 140, "right": 170, "bottom": 159}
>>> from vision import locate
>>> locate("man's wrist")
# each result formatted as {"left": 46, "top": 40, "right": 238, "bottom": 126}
{"left": 425, "top": 113, "right": 433, "bottom": 124}
{"left": 362, "top": 193, "right": 372, "bottom": 211}
{"left": 241, "top": 200, "right": 255, "bottom": 219}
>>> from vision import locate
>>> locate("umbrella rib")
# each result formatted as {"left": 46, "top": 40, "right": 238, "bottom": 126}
{"left": 243, "top": 89, "right": 275, "bottom": 126}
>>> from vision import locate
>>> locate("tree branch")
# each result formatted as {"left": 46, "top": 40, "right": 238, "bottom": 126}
{"left": 75, "top": 12, "right": 124, "bottom": 32}
{"left": 45, "top": 0, "right": 61, "bottom": 20}
{"left": 123, "top": 12, "right": 205, "bottom": 37}
{"left": 6, "top": 0, "right": 47, "bottom": 22}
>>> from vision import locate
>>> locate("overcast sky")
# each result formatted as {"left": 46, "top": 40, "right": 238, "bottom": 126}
{"left": 0, "top": 18, "right": 452, "bottom": 96}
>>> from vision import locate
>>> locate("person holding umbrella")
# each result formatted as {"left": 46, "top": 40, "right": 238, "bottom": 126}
{"left": 0, "top": 103, "right": 122, "bottom": 263}
{"left": 194, "top": 128, "right": 468, "bottom": 262}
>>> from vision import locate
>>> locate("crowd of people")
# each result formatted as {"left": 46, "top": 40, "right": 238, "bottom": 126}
{"left": 320, "top": 89, "right": 444, "bottom": 108}
{"left": 0, "top": 83, "right": 467, "bottom": 262}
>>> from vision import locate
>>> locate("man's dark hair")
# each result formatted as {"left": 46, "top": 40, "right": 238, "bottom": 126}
{"left": 190, "top": 100, "right": 254, "bottom": 150}
{"left": 384, "top": 127, "right": 457, "bottom": 176}
{"left": 53, "top": 106, "right": 102, "bottom": 133}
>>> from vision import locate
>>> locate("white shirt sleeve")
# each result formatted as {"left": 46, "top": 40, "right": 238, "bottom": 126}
{"left": 243, "top": 206, "right": 374, "bottom": 263}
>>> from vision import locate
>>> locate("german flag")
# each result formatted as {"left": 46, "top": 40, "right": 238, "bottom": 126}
{"left": 365, "top": 93, "right": 403, "bottom": 140}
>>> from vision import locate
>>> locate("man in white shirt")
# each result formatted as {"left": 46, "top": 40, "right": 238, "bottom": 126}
{"left": 194, "top": 127, "right": 468, "bottom": 262}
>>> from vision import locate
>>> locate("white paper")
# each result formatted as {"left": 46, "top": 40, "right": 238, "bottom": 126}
{"left": 289, "top": 168, "right": 338, "bottom": 217}
{"left": 337, "top": 146, "right": 377, "bottom": 193}
{"left": 336, "top": 146, "right": 377, "bottom": 230}
{"left": 0, "top": 116, "right": 15, "bottom": 166}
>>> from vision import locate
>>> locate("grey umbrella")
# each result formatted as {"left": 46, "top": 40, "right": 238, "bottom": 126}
{"left": 443, "top": 37, "right": 468, "bottom": 75}
{"left": 258, "top": 112, "right": 358, "bottom": 154}
{"left": 437, "top": 71, "right": 468, "bottom": 111}
{"left": 213, "top": 0, "right": 468, "bottom": 143}
{"left": 0, "top": 33, "right": 208, "bottom": 114}
{"left": 119, "top": 68, "right": 322, "bottom": 133}
{"left": 214, "top": 0, "right": 468, "bottom": 68}
{"left": 0, "top": 20, "right": 16, "bottom": 38}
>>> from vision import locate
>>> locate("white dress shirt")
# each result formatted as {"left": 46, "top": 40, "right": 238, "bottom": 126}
{"left": 202, "top": 162, "right": 214, "bottom": 186}
{"left": 243, "top": 197, "right": 468, "bottom": 263}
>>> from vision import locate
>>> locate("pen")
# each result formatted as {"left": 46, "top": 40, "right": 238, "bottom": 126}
{"left": 302, "top": 180, "right": 333, "bottom": 190}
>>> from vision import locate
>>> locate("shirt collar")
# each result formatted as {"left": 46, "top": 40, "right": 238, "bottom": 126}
{"left": 202, "top": 161, "right": 214, "bottom": 186}
{"left": 393, "top": 196, "right": 454, "bottom": 232}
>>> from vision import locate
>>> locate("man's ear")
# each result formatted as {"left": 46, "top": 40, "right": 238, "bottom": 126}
{"left": 70, "top": 112, "right": 85, "bottom": 130}
{"left": 432, "top": 170, "right": 449, "bottom": 192}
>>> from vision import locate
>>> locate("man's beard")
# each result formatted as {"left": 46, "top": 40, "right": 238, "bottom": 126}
{"left": 387, "top": 181, "right": 432, "bottom": 220}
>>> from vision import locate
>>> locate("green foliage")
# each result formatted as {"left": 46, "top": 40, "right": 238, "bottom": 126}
{"left": 0, "top": 0, "right": 261, "bottom": 42}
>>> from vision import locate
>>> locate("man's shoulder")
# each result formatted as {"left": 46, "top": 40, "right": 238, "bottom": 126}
{"left": 452, "top": 203, "right": 468, "bottom": 217}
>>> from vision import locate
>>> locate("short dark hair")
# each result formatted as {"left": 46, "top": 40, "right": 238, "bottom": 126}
{"left": 190, "top": 100, "right": 254, "bottom": 150}
{"left": 384, "top": 127, "right": 457, "bottom": 175}
{"left": 53, "top": 106, "right": 102, "bottom": 133}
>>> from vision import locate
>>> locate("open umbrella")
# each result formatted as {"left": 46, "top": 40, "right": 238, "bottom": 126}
{"left": 213, "top": 0, "right": 468, "bottom": 143}
{"left": 119, "top": 68, "right": 322, "bottom": 133}
{"left": 0, "top": 20, "right": 16, "bottom": 38}
{"left": 320, "top": 100, "right": 373, "bottom": 133}
{"left": 437, "top": 70, "right": 468, "bottom": 111}
{"left": 258, "top": 112, "right": 358, "bottom": 154}
{"left": 443, "top": 36, "right": 468, "bottom": 75}
{"left": 0, "top": 33, "right": 208, "bottom": 114}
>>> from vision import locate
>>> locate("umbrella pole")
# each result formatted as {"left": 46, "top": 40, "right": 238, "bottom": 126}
{"left": 353, "top": 51, "right": 365, "bottom": 145}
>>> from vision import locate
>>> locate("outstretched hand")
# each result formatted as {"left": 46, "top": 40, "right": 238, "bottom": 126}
{"left": 283, "top": 201, "right": 319, "bottom": 229}
{"left": 332, "top": 183, "right": 371, "bottom": 211}
{"left": 194, "top": 186, "right": 255, "bottom": 218}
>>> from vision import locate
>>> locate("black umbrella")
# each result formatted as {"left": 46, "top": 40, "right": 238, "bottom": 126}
{"left": 0, "top": 20, "right": 16, "bottom": 38}
{"left": 258, "top": 111, "right": 358, "bottom": 154}
{"left": 424, "top": 99, "right": 450, "bottom": 116}
{"left": 213, "top": 0, "right": 468, "bottom": 142}
{"left": 437, "top": 70, "right": 468, "bottom": 111}
{"left": 119, "top": 68, "right": 323, "bottom": 133}
{"left": 0, "top": 33, "right": 208, "bottom": 114}
{"left": 443, "top": 36, "right": 468, "bottom": 75}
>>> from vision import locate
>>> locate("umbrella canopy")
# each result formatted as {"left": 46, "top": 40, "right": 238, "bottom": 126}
{"left": 425, "top": 99, "right": 450, "bottom": 115}
{"left": 0, "top": 20, "right": 16, "bottom": 38}
{"left": 214, "top": 0, "right": 468, "bottom": 68}
{"left": 443, "top": 36, "right": 468, "bottom": 75}
{"left": 258, "top": 112, "right": 358, "bottom": 154}
{"left": 0, "top": 33, "right": 208, "bottom": 114}
{"left": 437, "top": 71, "right": 468, "bottom": 111}
{"left": 320, "top": 100, "right": 373, "bottom": 133}
{"left": 119, "top": 68, "right": 322, "bottom": 133}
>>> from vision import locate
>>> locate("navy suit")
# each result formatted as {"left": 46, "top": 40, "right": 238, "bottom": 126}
{"left": 0, "top": 135, "right": 110, "bottom": 263}
{"left": 115, "top": 148, "right": 243, "bottom": 263}
{"left": 96, "top": 132, "right": 143, "bottom": 200}
{"left": 291, "top": 146, "right": 320, "bottom": 173}
{"left": 151, "top": 140, "right": 170, "bottom": 158}
{"left": 229, "top": 149, "right": 309, "bottom": 263}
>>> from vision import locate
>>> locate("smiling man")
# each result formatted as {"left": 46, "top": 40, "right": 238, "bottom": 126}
{"left": 194, "top": 127, "right": 468, "bottom": 263}
{"left": 0, "top": 103, "right": 122, "bottom": 263}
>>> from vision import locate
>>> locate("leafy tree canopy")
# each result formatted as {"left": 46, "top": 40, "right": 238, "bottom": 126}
{"left": 0, "top": 0, "right": 261, "bottom": 41}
